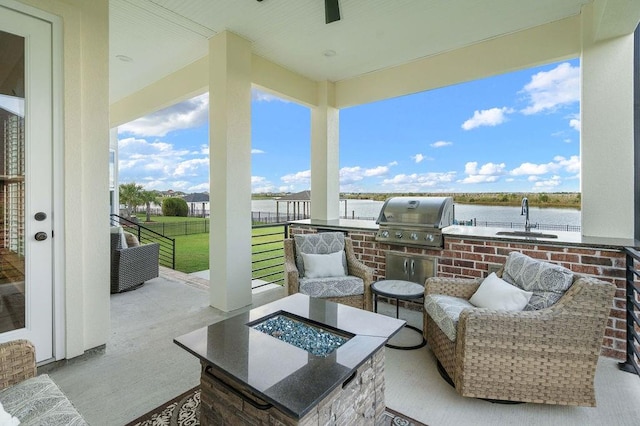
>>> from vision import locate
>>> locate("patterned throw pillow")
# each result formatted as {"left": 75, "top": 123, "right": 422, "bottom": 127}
{"left": 502, "top": 251, "right": 574, "bottom": 310}
{"left": 294, "top": 233, "right": 346, "bottom": 277}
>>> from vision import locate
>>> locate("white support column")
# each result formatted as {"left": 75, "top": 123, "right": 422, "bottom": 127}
{"left": 311, "top": 81, "right": 340, "bottom": 221}
{"left": 581, "top": 32, "right": 635, "bottom": 238}
{"left": 209, "top": 31, "right": 252, "bottom": 311}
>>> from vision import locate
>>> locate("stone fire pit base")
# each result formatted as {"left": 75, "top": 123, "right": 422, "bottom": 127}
{"left": 200, "top": 348, "right": 386, "bottom": 425}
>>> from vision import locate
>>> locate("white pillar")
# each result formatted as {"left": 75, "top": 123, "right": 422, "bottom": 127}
{"left": 581, "top": 32, "right": 635, "bottom": 238}
{"left": 311, "top": 81, "right": 340, "bottom": 221}
{"left": 208, "top": 31, "right": 252, "bottom": 311}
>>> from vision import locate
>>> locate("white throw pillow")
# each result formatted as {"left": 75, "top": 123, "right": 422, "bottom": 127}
{"left": 0, "top": 401, "right": 20, "bottom": 426}
{"left": 301, "top": 251, "right": 346, "bottom": 279}
{"left": 469, "top": 272, "right": 533, "bottom": 311}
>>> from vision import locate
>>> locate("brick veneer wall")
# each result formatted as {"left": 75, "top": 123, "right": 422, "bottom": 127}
{"left": 289, "top": 225, "right": 629, "bottom": 360}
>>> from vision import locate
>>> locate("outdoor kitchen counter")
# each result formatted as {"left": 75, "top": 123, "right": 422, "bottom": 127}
{"left": 443, "top": 225, "right": 640, "bottom": 249}
{"left": 174, "top": 293, "right": 404, "bottom": 421}
{"left": 290, "top": 220, "right": 639, "bottom": 249}
{"left": 291, "top": 218, "right": 379, "bottom": 232}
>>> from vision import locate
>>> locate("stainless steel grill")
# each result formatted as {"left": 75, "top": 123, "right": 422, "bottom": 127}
{"left": 375, "top": 196, "right": 454, "bottom": 248}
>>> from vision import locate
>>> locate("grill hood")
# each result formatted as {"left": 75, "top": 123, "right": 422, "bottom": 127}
{"left": 376, "top": 196, "right": 454, "bottom": 228}
{"left": 375, "top": 196, "right": 454, "bottom": 248}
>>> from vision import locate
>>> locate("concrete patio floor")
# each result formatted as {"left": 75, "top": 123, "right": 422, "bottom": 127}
{"left": 41, "top": 268, "right": 640, "bottom": 425}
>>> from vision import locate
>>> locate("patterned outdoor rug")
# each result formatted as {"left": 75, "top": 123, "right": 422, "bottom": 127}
{"left": 125, "top": 387, "right": 427, "bottom": 426}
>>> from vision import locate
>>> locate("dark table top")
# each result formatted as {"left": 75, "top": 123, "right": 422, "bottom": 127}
{"left": 174, "top": 293, "right": 405, "bottom": 419}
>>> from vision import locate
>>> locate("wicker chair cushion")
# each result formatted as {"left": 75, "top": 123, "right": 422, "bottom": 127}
{"left": 0, "top": 374, "right": 87, "bottom": 425}
{"left": 502, "top": 251, "right": 574, "bottom": 310}
{"left": 110, "top": 226, "right": 127, "bottom": 248}
{"left": 123, "top": 232, "right": 140, "bottom": 247}
{"left": 299, "top": 276, "right": 364, "bottom": 298}
{"left": 424, "top": 294, "right": 475, "bottom": 341}
{"left": 294, "top": 233, "right": 347, "bottom": 277}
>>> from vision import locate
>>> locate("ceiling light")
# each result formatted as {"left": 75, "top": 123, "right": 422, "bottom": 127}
{"left": 323, "top": 50, "right": 337, "bottom": 57}
{"left": 116, "top": 54, "right": 133, "bottom": 62}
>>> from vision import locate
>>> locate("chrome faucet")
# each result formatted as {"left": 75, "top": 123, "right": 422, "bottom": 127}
{"left": 521, "top": 197, "right": 531, "bottom": 232}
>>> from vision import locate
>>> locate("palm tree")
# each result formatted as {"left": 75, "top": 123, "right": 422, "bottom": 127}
{"left": 119, "top": 182, "right": 143, "bottom": 218}
{"left": 139, "top": 190, "right": 159, "bottom": 222}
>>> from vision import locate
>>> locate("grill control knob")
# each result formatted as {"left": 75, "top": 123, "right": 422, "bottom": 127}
{"left": 410, "top": 233, "right": 419, "bottom": 240}
{"left": 425, "top": 234, "right": 435, "bottom": 242}
{"left": 380, "top": 230, "right": 389, "bottom": 238}
{"left": 395, "top": 231, "right": 403, "bottom": 239}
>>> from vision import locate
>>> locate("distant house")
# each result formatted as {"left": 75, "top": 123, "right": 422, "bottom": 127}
{"left": 182, "top": 193, "right": 210, "bottom": 217}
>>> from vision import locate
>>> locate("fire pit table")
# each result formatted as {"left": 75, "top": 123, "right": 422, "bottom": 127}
{"left": 174, "top": 293, "right": 404, "bottom": 425}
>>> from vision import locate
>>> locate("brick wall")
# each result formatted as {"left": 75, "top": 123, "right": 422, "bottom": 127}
{"left": 290, "top": 225, "right": 630, "bottom": 360}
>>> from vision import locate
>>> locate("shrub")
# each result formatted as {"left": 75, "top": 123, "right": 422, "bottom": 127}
{"left": 162, "top": 197, "right": 188, "bottom": 217}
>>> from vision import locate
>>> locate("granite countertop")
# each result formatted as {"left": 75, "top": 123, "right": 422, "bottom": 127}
{"left": 290, "top": 218, "right": 379, "bottom": 231}
{"left": 174, "top": 293, "right": 405, "bottom": 419}
{"left": 442, "top": 225, "right": 640, "bottom": 249}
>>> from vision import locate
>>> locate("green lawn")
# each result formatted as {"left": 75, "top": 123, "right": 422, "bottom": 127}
{"left": 173, "top": 226, "right": 286, "bottom": 286}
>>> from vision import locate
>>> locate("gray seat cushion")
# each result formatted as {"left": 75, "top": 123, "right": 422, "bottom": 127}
{"left": 501, "top": 251, "right": 574, "bottom": 310}
{"left": 424, "top": 294, "right": 475, "bottom": 342}
{"left": 299, "top": 275, "right": 364, "bottom": 298}
{"left": 0, "top": 374, "right": 87, "bottom": 425}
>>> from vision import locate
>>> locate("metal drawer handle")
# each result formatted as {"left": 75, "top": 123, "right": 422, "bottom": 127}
{"left": 203, "top": 366, "right": 273, "bottom": 411}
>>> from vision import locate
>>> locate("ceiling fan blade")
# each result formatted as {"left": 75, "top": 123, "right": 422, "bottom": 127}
{"left": 325, "top": 0, "right": 341, "bottom": 24}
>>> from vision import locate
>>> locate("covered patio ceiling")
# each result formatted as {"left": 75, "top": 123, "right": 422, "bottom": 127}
{"left": 109, "top": 0, "right": 637, "bottom": 104}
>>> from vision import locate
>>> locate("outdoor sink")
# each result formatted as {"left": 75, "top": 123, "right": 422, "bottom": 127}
{"left": 495, "top": 231, "right": 558, "bottom": 239}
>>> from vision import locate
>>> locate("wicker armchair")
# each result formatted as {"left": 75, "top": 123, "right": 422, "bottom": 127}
{"left": 110, "top": 232, "right": 160, "bottom": 293}
{"left": 424, "top": 271, "right": 615, "bottom": 406}
{"left": 284, "top": 233, "right": 373, "bottom": 311}
{"left": 0, "top": 339, "right": 36, "bottom": 391}
{"left": 0, "top": 340, "right": 87, "bottom": 424}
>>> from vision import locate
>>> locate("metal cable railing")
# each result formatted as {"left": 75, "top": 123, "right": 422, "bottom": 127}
{"left": 619, "top": 247, "right": 640, "bottom": 377}
{"left": 110, "top": 214, "right": 176, "bottom": 269}
{"left": 251, "top": 223, "right": 289, "bottom": 288}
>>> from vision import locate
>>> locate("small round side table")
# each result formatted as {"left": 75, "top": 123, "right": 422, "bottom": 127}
{"left": 371, "top": 280, "right": 427, "bottom": 350}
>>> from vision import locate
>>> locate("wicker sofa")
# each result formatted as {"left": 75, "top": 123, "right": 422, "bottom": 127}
{"left": 423, "top": 252, "right": 615, "bottom": 406}
{"left": 0, "top": 340, "right": 87, "bottom": 424}
{"left": 284, "top": 232, "right": 373, "bottom": 311}
{"left": 110, "top": 231, "right": 160, "bottom": 293}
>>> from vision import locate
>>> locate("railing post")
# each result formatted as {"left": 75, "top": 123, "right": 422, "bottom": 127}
{"left": 619, "top": 248, "right": 640, "bottom": 376}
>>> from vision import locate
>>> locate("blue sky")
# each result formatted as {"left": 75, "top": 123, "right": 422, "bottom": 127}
{"left": 117, "top": 58, "right": 580, "bottom": 194}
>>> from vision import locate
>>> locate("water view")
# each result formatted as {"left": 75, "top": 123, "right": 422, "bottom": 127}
{"left": 251, "top": 198, "right": 581, "bottom": 228}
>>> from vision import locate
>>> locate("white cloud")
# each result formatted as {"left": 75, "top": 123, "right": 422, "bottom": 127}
{"left": 340, "top": 165, "right": 390, "bottom": 184}
{"left": 281, "top": 170, "right": 311, "bottom": 185}
{"left": 118, "top": 93, "right": 209, "bottom": 137}
{"left": 521, "top": 62, "right": 580, "bottom": 115}
{"left": 381, "top": 172, "right": 457, "bottom": 192}
{"left": 462, "top": 107, "right": 514, "bottom": 130}
{"left": 554, "top": 155, "right": 580, "bottom": 173}
{"left": 173, "top": 158, "right": 209, "bottom": 177}
{"left": 364, "top": 166, "right": 390, "bottom": 177}
{"left": 460, "top": 161, "right": 506, "bottom": 184}
{"left": 510, "top": 162, "right": 553, "bottom": 176}
{"left": 252, "top": 88, "right": 290, "bottom": 103}
{"left": 188, "top": 182, "right": 210, "bottom": 192}
{"left": 413, "top": 153, "right": 425, "bottom": 163}
{"left": 569, "top": 117, "right": 581, "bottom": 132}
{"left": 533, "top": 175, "right": 562, "bottom": 190}
{"left": 388, "top": 161, "right": 399, "bottom": 167}
{"left": 252, "top": 149, "right": 266, "bottom": 154}
{"left": 510, "top": 155, "right": 580, "bottom": 178}
{"left": 431, "top": 141, "right": 452, "bottom": 148}
{"left": 251, "top": 176, "right": 276, "bottom": 193}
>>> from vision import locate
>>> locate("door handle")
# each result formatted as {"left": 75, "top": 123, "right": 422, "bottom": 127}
{"left": 34, "top": 232, "right": 48, "bottom": 241}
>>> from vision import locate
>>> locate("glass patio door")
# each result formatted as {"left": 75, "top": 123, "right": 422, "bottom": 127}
{"left": 0, "top": 5, "right": 54, "bottom": 362}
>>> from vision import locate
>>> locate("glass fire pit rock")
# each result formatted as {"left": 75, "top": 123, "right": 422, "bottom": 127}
{"left": 251, "top": 313, "right": 352, "bottom": 357}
